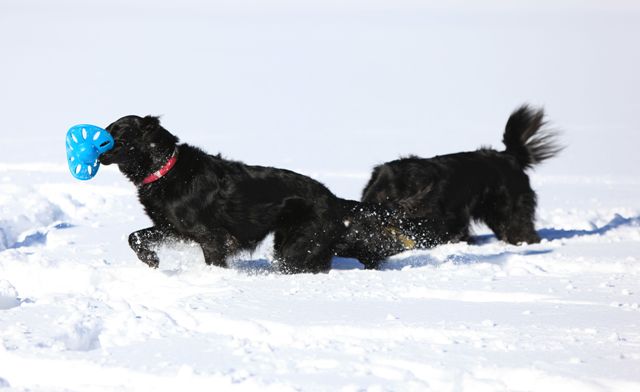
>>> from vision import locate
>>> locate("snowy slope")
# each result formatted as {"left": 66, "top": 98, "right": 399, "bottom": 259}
{"left": 1, "top": 1, "right": 640, "bottom": 391}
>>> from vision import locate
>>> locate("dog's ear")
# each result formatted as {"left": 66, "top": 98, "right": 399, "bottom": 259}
{"left": 141, "top": 115, "right": 161, "bottom": 131}
{"left": 140, "top": 115, "right": 179, "bottom": 145}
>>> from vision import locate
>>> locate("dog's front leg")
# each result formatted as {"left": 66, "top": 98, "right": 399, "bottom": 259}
{"left": 128, "top": 227, "right": 169, "bottom": 268}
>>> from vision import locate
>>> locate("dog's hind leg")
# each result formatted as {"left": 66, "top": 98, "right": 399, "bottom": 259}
{"left": 508, "top": 192, "right": 541, "bottom": 244}
{"left": 129, "top": 226, "right": 173, "bottom": 268}
{"left": 272, "top": 197, "right": 337, "bottom": 273}
{"left": 198, "top": 238, "right": 230, "bottom": 268}
{"left": 274, "top": 219, "right": 339, "bottom": 274}
{"left": 506, "top": 220, "right": 541, "bottom": 244}
{"left": 192, "top": 228, "right": 237, "bottom": 268}
{"left": 503, "top": 204, "right": 541, "bottom": 245}
{"left": 483, "top": 194, "right": 541, "bottom": 245}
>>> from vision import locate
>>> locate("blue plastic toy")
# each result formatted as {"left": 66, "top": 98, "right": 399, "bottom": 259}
{"left": 65, "top": 124, "right": 114, "bottom": 180}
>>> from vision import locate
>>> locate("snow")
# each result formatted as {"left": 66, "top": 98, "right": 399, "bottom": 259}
{"left": 1, "top": 1, "right": 640, "bottom": 391}
{"left": 0, "top": 281, "right": 19, "bottom": 311}
{"left": 1, "top": 169, "right": 639, "bottom": 392}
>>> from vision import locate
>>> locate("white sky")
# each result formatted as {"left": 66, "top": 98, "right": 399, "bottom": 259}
{"left": 1, "top": 0, "right": 638, "bottom": 177}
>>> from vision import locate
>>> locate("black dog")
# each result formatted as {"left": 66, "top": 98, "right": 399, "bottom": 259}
{"left": 361, "top": 105, "right": 562, "bottom": 247}
{"left": 99, "top": 115, "right": 413, "bottom": 272}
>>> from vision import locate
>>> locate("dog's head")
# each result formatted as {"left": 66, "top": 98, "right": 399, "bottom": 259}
{"left": 100, "top": 115, "right": 179, "bottom": 180}
{"left": 335, "top": 204, "right": 416, "bottom": 269}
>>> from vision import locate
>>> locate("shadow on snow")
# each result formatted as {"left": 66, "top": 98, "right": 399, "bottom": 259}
{"left": 537, "top": 213, "right": 639, "bottom": 241}
{"left": 2, "top": 222, "right": 74, "bottom": 250}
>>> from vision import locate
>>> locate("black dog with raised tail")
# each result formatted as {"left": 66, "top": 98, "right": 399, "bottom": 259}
{"left": 361, "top": 104, "right": 563, "bottom": 247}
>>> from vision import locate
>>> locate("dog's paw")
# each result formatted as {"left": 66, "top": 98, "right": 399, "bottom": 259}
{"left": 136, "top": 250, "right": 160, "bottom": 268}
{"left": 361, "top": 260, "right": 381, "bottom": 270}
{"left": 142, "top": 259, "right": 159, "bottom": 269}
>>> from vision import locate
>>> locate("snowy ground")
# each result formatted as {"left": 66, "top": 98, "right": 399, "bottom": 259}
{"left": 1, "top": 1, "right": 640, "bottom": 391}
{"left": 1, "top": 166, "right": 639, "bottom": 391}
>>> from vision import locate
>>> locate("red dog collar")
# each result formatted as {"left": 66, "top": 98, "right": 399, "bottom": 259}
{"left": 140, "top": 149, "right": 178, "bottom": 185}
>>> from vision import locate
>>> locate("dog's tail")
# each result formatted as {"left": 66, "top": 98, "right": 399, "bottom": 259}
{"left": 502, "top": 104, "right": 563, "bottom": 169}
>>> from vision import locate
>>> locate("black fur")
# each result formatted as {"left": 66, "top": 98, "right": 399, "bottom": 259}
{"left": 100, "top": 115, "right": 410, "bottom": 272}
{"left": 361, "top": 104, "right": 563, "bottom": 247}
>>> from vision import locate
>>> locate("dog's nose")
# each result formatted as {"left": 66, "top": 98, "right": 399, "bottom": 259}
{"left": 98, "top": 153, "right": 112, "bottom": 165}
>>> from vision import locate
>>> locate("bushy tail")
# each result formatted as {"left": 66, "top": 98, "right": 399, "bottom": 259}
{"left": 502, "top": 104, "right": 563, "bottom": 169}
